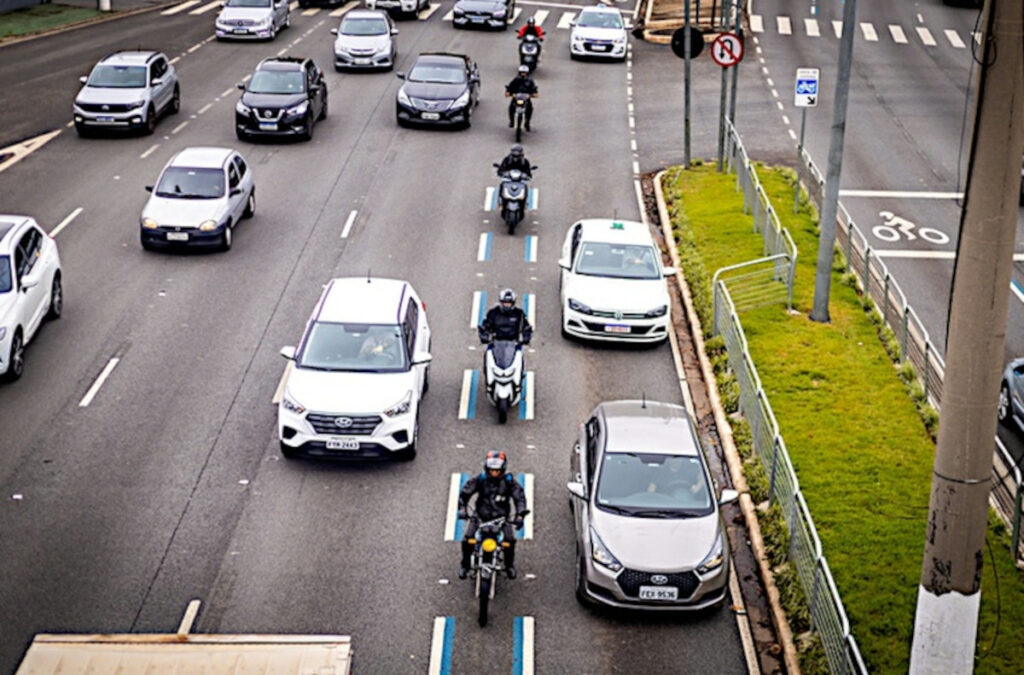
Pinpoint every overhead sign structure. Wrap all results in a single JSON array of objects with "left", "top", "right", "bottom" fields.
[
  {"left": 794, "top": 68, "right": 820, "bottom": 107},
  {"left": 710, "top": 32, "right": 744, "bottom": 68}
]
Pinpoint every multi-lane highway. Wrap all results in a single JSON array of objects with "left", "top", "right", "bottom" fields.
[{"left": 0, "top": 2, "right": 754, "bottom": 672}]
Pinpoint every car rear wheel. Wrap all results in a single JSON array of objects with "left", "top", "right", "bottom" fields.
[
  {"left": 243, "top": 189, "right": 256, "bottom": 218},
  {"left": 318, "top": 95, "right": 328, "bottom": 120},
  {"left": 169, "top": 85, "right": 181, "bottom": 115},
  {"left": 998, "top": 384, "right": 1013, "bottom": 426},
  {"left": 46, "top": 274, "right": 63, "bottom": 320},
  {"left": 5, "top": 330, "right": 24, "bottom": 382}
]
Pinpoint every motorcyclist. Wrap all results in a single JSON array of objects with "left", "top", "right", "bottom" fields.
[
  {"left": 496, "top": 144, "right": 534, "bottom": 179},
  {"left": 516, "top": 16, "right": 545, "bottom": 40},
  {"left": 505, "top": 66, "right": 538, "bottom": 131},
  {"left": 458, "top": 451, "right": 528, "bottom": 580},
  {"left": 478, "top": 288, "right": 533, "bottom": 345}
]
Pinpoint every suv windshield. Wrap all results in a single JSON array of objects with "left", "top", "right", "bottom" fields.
[
  {"left": 575, "top": 242, "right": 660, "bottom": 279},
  {"left": 408, "top": 63, "right": 464, "bottom": 84},
  {"left": 596, "top": 453, "right": 713, "bottom": 516},
  {"left": 577, "top": 11, "right": 622, "bottom": 28},
  {"left": 248, "top": 69, "right": 305, "bottom": 94},
  {"left": 0, "top": 256, "right": 11, "bottom": 293},
  {"left": 87, "top": 65, "right": 148, "bottom": 88},
  {"left": 155, "top": 167, "right": 225, "bottom": 199},
  {"left": 299, "top": 323, "right": 408, "bottom": 372},
  {"left": 226, "top": 0, "right": 271, "bottom": 6},
  {"left": 342, "top": 17, "right": 388, "bottom": 35}
]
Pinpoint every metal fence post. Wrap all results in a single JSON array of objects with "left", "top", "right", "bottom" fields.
[
  {"left": 769, "top": 433, "right": 780, "bottom": 506},
  {"left": 810, "top": 561, "right": 822, "bottom": 633},
  {"left": 882, "top": 273, "right": 890, "bottom": 323},
  {"left": 844, "top": 219, "right": 853, "bottom": 266},
  {"left": 924, "top": 342, "right": 931, "bottom": 402},
  {"left": 901, "top": 306, "right": 909, "bottom": 363},
  {"left": 863, "top": 246, "right": 871, "bottom": 291}
]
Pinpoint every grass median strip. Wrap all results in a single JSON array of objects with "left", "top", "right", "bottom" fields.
[
  {"left": 0, "top": 3, "right": 105, "bottom": 40},
  {"left": 663, "top": 162, "right": 1024, "bottom": 674}
]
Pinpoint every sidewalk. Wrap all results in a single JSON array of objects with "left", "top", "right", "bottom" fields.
[{"left": 635, "top": 0, "right": 733, "bottom": 44}]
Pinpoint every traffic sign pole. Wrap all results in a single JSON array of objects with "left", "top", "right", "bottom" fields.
[
  {"left": 712, "top": 27, "right": 744, "bottom": 171},
  {"left": 795, "top": 107, "right": 806, "bottom": 213}
]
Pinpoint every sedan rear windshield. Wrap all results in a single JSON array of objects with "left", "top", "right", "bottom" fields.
[
  {"left": 247, "top": 70, "right": 305, "bottom": 94},
  {"left": 155, "top": 167, "right": 225, "bottom": 199},
  {"left": 0, "top": 256, "right": 11, "bottom": 293},
  {"left": 408, "top": 64, "right": 465, "bottom": 84},
  {"left": 342, "top": 17, "right": 388, "bottom": 34},
  {"left": 577, "top": 11, "right": 622, "bottom": 28},
  {"left": 575, "top": 243, "right": 660, "bottom": 279},
  {"left": 226, "top": 0, "right": 271, "bottom": 6},
  {"left": 596, "top": 453, "right": 713, "bottom": 516},
  {"left": 87, "top": 65, "right": 148, "bottom": 88},
  {"left": 299, "top": 323, "right": 408, "bottom": 372}
]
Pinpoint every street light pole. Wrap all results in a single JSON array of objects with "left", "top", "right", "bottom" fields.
[{"left": 683, "top": 0, "right": 691, "bottom": 167}]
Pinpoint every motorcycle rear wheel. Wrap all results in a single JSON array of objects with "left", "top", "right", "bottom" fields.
[{"left": 478, "top": 577, "right": 491, "bottom": 626}]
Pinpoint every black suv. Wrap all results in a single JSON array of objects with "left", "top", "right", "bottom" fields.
[{"left": 235, "top": 57, "right": 327, "bottom": 141}]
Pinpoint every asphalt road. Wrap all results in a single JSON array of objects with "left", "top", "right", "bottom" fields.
[{"left": 0, "top": 3, "right": 749, "bottom": 673}]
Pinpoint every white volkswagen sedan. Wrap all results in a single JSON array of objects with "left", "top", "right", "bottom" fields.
[
  {"left": 559, "top": 219, "right": 675, "bottom": 343},
  {"left": 277, "top": 277, "right": 431, "bottom": 461}
]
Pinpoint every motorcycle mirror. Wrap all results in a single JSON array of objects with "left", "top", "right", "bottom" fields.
[
  {"left": 518, "top": 509, "right": 531, "bottom": 518},
  {"left": 279, "top": 345, "right": 297, "bottom": 360},
  {"left": 663, "top": 266, "right": 679, "bottom": 277},
  {"left": 719, "top": 489, "right": 739, "bottom": 505},
  {"left": 493, "top": 162, "right": 501, "bottom": 168},
  {"left": 531, "top": 165, "right": 538, "bottom": 170},
  {"left": 566, "top": 482, "right": 586, "bottom": 500}
]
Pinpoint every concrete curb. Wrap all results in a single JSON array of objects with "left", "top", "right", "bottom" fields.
[
  {"left": 654, "top": 168, "right": 801, "bottom": 675},
  {"left": 0, "top": 1, "right": 180, "bottom": 49}
]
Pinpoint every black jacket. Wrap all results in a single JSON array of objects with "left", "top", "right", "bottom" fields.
[
  {"left": 459, "top": 472, "right": 527, "bottom": 522},
  {"left": 497, "top": 154, "right": 533, "bottom": 177},
  {"left": 479, "top": 306, "right": 533, "bottom": 343},
  {"left": 506, "top": 76, "right": 538, "bottom": 96}
]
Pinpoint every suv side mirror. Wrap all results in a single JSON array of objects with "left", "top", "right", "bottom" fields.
[
  {"left": 237, "top": 82, "right": 246, "bottom": 90},
  {"left": 79, "top": 75, "right": 88, "bottom": 85},
  {"left": 145, "top": 185, "right": 154, "bottom": 192},
  {"left": 567, "top": 481, "right": 587, "bottom": 500},
  {"left": 391, "top": 28, "right": 399, "bottom": 35},
  {"left": 663, "top": 266, "right": 678, "bottom": 277},
  {"left": 531, "top": 165, "right": 538, "bottom": 170},
  {"left": 558, "top": 257, "right": 571, "bottom": 270},
  {"left": 719, "top": 489, "right": 739, "bottom": 505},
  {"left": 395, "top": 71, "right": 406, "bottom": 79},
  {"left": 330, "top": 28, "right": 338, "bottom": 34},
  {"left": 280, "top": 345, "right": 297, "bottom": 360},
  {"left": 412, "top": 352, "right": 432, "bottom": 365}
]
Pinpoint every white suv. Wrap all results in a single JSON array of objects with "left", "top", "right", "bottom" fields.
[
  {"left": 569, "top": 4, "right": 628, "bottom": 61},
  {"left": 278, "top": 277, "right": 432, "bottom": 460},
  {"left": 0, "top": 216, "right": 63, "bottom": 382},
  {"left": 73, "top": 50, "right": 180, "bottom": 136}
]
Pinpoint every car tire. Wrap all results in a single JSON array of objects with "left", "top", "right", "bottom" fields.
[
  {"left": 318, "top": 95, "right": 328, "bottom": 121},
  {"left": 46, "top": 273, "right": 63, "bottom": 320},
  {"left": 220, "top": 222, "right": 233, "bottom": 252},
  {"left": 169, "top": 85, "right": 181, "bottom": 115},
  {"left": 269, "top": 23, "right": 277, "bottom": 40},
  {"left": 284, "top": 11, "right": 291, "bottom": 27},
  {"left": 998, "top": 383, "right": 1013, "bottom": 427},
  {"left": 303, "top": 117, "right": 314, "bottom": 141},
  {"left": 4, "top": 329, "right": 25, "bottom": 382},
  {"left": 144, "top": 105, "right": 157, "bottom": 135},
  {"left": 422, "top": 364, "right": 430, "bottom": 394},
  {"left": 574, "top": 549, "right": 592, "bottom": 607},
  {"left": 279, "top": 440, "right": 300, "bottom": 459},
  {"left": 236, "top": 129, "right": 249, "bottom": 142},
  {"left": 243, "top": 189, "right": 256, "bottom": 218},
  {"left": 74, "top": 123, "right": 92, "bottom": 138},
  {"left": 399, "top": 419, "right": 418, "bottom": 461}
]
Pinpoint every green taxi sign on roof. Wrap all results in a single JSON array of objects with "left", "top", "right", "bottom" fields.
[{"left": 611, "top": 222, "right": 625, "bottom": 230}]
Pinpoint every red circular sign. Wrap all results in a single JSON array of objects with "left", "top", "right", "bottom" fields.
[{"left": 711, "top": 32, "right": 744, "bottom": 67}]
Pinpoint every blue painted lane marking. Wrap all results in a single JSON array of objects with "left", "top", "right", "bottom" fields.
[
  {"left": 524, "top": 235, "right": 537, "bottom": 262},
  {"left": 478, "top": 232, "right": 493, "bottom": 261},
  {"left": 527, "top": 188, "right": 538, "bottom": 211},
  {"left": 428, "top": 616, "right": 455, "bottom": 675},
  {"left": 512, "top": 616, "right": 535, "bottom": 675}
]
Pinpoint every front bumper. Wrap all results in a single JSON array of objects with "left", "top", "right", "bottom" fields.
[
  {"left": 581, "top": 555, "right": 730, "bottom": 611},
  {"left": 278, "top": 406, "right": 416, "bottom": 459},
  {"left": 570, "top": 40, "right": 627, "bottom": 59},
  {"left": 453, "top": 13, "right": 506, "bottom": 28},
  {"left": 216, "top": 24, "right": 276, "bottom": 39},
  {"left": 141, "top": 224, "right": 227, "bottom": 248},
  {"left": 73, "top": 105, "right": 149, "bottom": 130},
  {"left": 396, "top": 101, "right": 470, "bottom": 127},
  {"left": 562, "top": 304, "right": 669, "bottom": 343},
  {"left": 236, "top": 110, "right": 309, "bottom": 137},
  {"left": 366, "top": 0, "right": 419, "bottom": 11},
  {"left": 335, "top": 50, "right": 394, "bottom": 70}
]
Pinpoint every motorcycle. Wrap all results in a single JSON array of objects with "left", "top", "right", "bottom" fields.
[
  {"left": 462, "top": 510, "right": 529, "bottom": 627},
  {"left": 491, "top": 163, "right": 535, "bottom": 235},
  {"left": 482, "top": 337, "right": 524, "bottom": 423},
  {"left": 510, "top": 92, "right": 531, "bottom": 142},
  {"left": 519, "top": 34, "right": 542, "bottom": 73}
]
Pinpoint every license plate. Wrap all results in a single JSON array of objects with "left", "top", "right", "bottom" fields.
[
  {"left": 96, "top": 116, "right": 115, "bottom": 123},
  {"left": 591, "top": 44, "right": 609, "bottom": 51},
  {"left": 421, "top": 112, "right": 440, "bottom": 120},
  {"left": 233, "top": 28, "right": 249, "bottom": 33},
  {"left": 326, "top": 437, "right": 360, "bottom": 450},
  {"left": 639, "top": 586, "right": 678, "bottom": 601},
  {"left": 355, "top": 58, "right": 371, "bottom": 65},
  {"left": 166, "top": 232, "right": 189, "bottom": 242},
  {"left": 258, "top": 121, "right": 277, "bottom": 130},
  {"left": 604, "top": 324, "right": 631, "bottom": 334},
  {"left": 471, "top": 16, "right": 484, "bottom": 22}
]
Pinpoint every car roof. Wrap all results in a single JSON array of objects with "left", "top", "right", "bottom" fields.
[
  {"left": 258, "top": 57, "right": 307, "bottom": 71},
  {"left": 316, "top": 277, "right": 413, "bottom": 324},
  {"left": 579, "top": 3, "right": 622, "bottom": 14},
  {"left": 344, "top": 9, "right": 388, "bottom": 19},
  {"left": 577, "top": 218, "right": 654, "bottom": 245},
  {"left": 0, "top": 216, "right": 33, "bottom": 249},
  {"left": 99, "top": 51, "right": 158, "bottom": 66},
  {"left": 599, "top": 400, "right": 699, "bottom": 456},
  {"left": 168, "top": 147, "right": 233, "bottom": 169},
  {"left": 416, "top": 53, "right": 468, "bottom": 66}
]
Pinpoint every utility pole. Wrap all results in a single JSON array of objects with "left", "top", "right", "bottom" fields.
[
  {"left": 808, "top": 0, "right": 857, "bottom": 322},
  {"left": 683, "top": 0, "right": 692, "bottom": 167},
  {"left": 910, "top": 0, "right": 1024, "bottom": 671}
]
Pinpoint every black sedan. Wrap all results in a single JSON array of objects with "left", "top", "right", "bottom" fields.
[
  {"left": 395, "top": 52, "right": 480, "bottom": 129},
  {"left": 235, "top": 57, "right": 327, "bottom": 141}
]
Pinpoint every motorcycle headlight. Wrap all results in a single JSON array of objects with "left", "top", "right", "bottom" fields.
[
  {"left": 141, "top": 217, "right": 159, "bottom": 229},
  {"left": 590, "top": 528, "right": 622, "bottom": 572},
  {"left": 397, "top": 88, "right": 412, "bottom": 106},
  {"left": 281, "top": 395, "right": 305, "bottom": 415},
  {"left": 198, "top": 219, "right": 219, "bottom": 232},
  {"left": 568, "top": 298, "right": 593, "bottom": 315},
  {"left": 644, "top": 305, "right": 668, "bottom": 318},
  {"left": 235, "top": 100, "right": 251, "bottom": 115},
  {"left": 286, "top": 101, "right": 308, "bottom": 116},
  {"left": 697, "top": 533, "right": 725, "bottom": 575},
  {"left": 384, "top": 390, "right": 413, "bottom": 417},
  {"left": 451, "top": 90, "right": 470, "bottom": 109}
]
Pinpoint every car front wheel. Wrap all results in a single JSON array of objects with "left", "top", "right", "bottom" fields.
[
  {"left": 46, "top": 274, "right": 63, "bottom": 320},
  {"left": 998, "top": 383, "right": 1013, "bottom": 426},
  {"left": 5, "top": 330, "right": 24, "bottom": 382}
]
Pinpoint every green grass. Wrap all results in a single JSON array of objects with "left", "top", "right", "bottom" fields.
[
  {"left": 0, "top": 4, "right": 105, "bottom": 40},
  {"left": 664, "top": 164, "right": 1024, "bottom": 674}
]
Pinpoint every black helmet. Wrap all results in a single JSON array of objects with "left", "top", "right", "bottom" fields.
[
  {"left": 484, "top": 450, "right": 508, "bottom": 477},
  {"left": 518, "top": 65, "right": 530, "bottom": 75},
  {"left": 527, "top": 16, "right": 535, "bottom": 25},
  {"left": 498, "top": 288, "right": 517, "bottom": 309},
  {"left": 510, "top": 144, "right": 524, "bottom": 158}
]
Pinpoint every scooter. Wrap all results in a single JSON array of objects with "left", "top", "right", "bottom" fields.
[
  {"left": 519, "top": 34, "right": 542, "bottom": 73},
  {"left": 483, "top": 337, "right": 524, "bottom": 423},
  {"left": 492, "top": 164, "right": 535, "bottom": 235}
]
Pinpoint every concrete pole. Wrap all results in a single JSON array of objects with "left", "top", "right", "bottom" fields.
[
  {"left": 727, "top": 1, "right": 740, "bottom": 126},
  {"left": 910, "top": 0, "right": 1024, "bottom": 671},
  {"left": 683, "top": 0, "right": 691, "bottom": 167},
  {"left": 715, "top": 0, "right": 728, "bottom": 171},
  {"left": 808, "top": 0, "right": 857, "bottom": 322}
]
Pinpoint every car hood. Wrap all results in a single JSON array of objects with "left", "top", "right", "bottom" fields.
[
  {"left": 592, "top": 508, "right": 720, "bottom": 571},
  {"left": 75, "top": 86, "right": 147, "bottom": 105},
  {"left": 335, "top": 34, "right": 390, "bottom": 51},
  {"left": 454, "top": 0, "right": 505, "bottom": 11},
  {"left": 401, "top": 80, "right": 466, "bottom": 101},
  {"left": 284, "top": 367, "right": 415, "bottom": 414},
  {"left": 218, "top": 6, "right": 272, "bottom": 20},
  {"left": 240, "top": 91, "right": 307, "bottom": 109},
  {"left": 564, "top": 274, "right": 668, "bottom": 314},
  {"left": 572, "top": 26, "right": 625, "bottom": 41},
  {"left": 142, "top": 195, "right": 228, "bottom": 228}
]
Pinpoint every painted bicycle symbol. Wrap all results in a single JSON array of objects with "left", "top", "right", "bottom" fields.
[{"left": 872, "top": 211, "right": 950, "bottom": 245}]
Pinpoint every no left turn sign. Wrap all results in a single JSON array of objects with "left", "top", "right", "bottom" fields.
[{"left": 711, "top": 32, "right": 744, "bottom": 67}]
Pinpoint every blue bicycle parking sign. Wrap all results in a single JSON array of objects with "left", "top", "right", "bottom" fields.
[{"left": 794, "top": 68, "right": 820, "bottom": 107}]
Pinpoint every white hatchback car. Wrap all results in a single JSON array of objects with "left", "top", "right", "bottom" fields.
[
  {"left": 559, "top": 219, "right": 675, "bottom": 343},
  {"left": 569, "top": 4, "right": 628, "bottom": 61},
  {"left": 278, "top": 277, "right": 432, "bottom": 460},
  {"left": 0, "top": 216, "right": 63, "bottom": 382}
]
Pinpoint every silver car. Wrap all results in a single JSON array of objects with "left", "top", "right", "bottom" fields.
[
  {"left": 216, "top": 0, "right": 290, "bottom": 40},
  {"left": 568, "top": 400, "right": 738, "bottom": 611},
  {"left": 73, "top": 50, "right": 179, "bottom": 136},
  {"left": 140, "top": 147, "right": 255, "bottom": 252},
  {"left": 330, "top": 10, "right": 397, "bottom": 71},
  {"left": 998, "top": 359, "right": 1024, "bottom": 432}
]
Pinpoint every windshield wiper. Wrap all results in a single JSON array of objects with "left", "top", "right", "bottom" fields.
[
  {"left": 631, "top": 509, "right": 702, "bottom": 518},
  {"left": 598, "top": 504, "right": 634, "bottom": 515}
]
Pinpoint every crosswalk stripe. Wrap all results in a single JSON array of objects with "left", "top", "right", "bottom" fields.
[
  {"left": 442, "top": 8, "right": 453, "bottom": 20},
  {"left": 161, "top": 0, "right": 199, "bottom": 15},
  {"left": 831, "top": 20, "right": 842, "bottom": 38},
  {"left": 749, "top": 14, "right": 763, "bottom": 33},
  {"left": 803, "top": 18, "right": 819, "bottom": 37},
  {"left": 776, "top": 16, "right": 791, "bottom": 35},
  {"left": 532, "top": 8, "right": 548, "bottom": 25},
  {"left": 328, "top": 0, "right": 358, "bottom": 15},
  {"left": 188, "top": 0, "right": 221, "bottom": 15},
  {"left": 419, "top": 2, "right": 440, "bottom": 19},
  {"left": 916, "top": 26, "right": 936, "bottom": 46},
  {"left": 557, "top": 10, "right": 574, "bottom": 28},
  {"left": 889, "top": 24, "right": 908, "bottom": 44},
  {"left": 301, "top": 7, "right": 319, "bottom": 14},
  {"left": 944, "top": 29, "right": 965, "bottom": 48},
  {"left": 512, "top": 7, "right": 522, "bottom": 21},
  {"left": 860, "top": 22, "right": 878, "bottom": 41}
]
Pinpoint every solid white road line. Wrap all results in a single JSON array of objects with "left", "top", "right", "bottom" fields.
[
  {"left": 525, "top": 293, "right": 536, "bottom": 328},
  {"left": 781, "top": 114, "right": 789, "bottom": 125},
  {"left": 50, "top": 207, "right": 83, "bottom": 238},
  {"left": 484, "top": 186, "right": 495, "bottom": 211},
  {"left": 189, "top": 0, "right": 221, "bottom": 14},
  {"left": 477, "top": 233, "right": 490, "bottom": 261},
  {"left": 458, "top": 370, "right": 475, "bottom": 419},
  {"left": 419, "top": 2, "right": 440, "bottom": 19},
  {"left": 916, "top": 26, "right": 936, "bottom": 46},
  {"left": 557, "top": 10, "right": 574, "bottom": 29},
  {"left": 522, "top": 473, "right": 534, "bottom": 538},
  {"left": 162, "top": 0, "right": 199, "bottom": 14},
  {"left": 519, "top": 616, "right": 535, "bottom": 675},
  {"left": 787, "top": 129, "right": 797, "bottom": 141},
  {"left": 532, "top": 8, "right": 549, "bottom": 25},
  {"left": 341, "top": 209, "right": 357, "bottom": 238},
  {"left": 860, "top": 22, "right": 878, "bottom": 41},
  {"left": 272, "top": 361, "right": 293, "bottom": 404},
  {"left": 945, "top": 29, "right": 965, "bottom": 48},
  {"left": 803, "top": 18, "right": 819, "bottom": 37},
  {"left": 749, "top": 14, "right": 762, "bottom": 32},
  {"left": 889, "top": 25, "right": 908, "bottom": 44},
  {"left": 139, "top": 144, "right": 160, "bottom": 159},
  {"left": 873, "top": 250, "right": 954, "bottom": 259},
  {"left": 444, "top": 473, "right": 461, "bottom": 540},
  {"left": 470, "top": 291, "right": 484, "bottom": 328},
  {"left": 838, "top": 189, "right": 963, "bottom": 199},
  {"left": 428, "top": 618, "right": 453, "bottom": 675},
  {"left": 301, "top": 7, "right": 319, "bottom": 14},
  {"left": 523, "top": 371, "right": 535, "bottom": 421},
  {"left": 79, "top": 358, "right": 120, "bottom": 408},
  {"left": 832, "top": 20, "right": 842, "bottom": 38},
  {"left": 776, "top": 16, "right": 791, "bottom": 35}
]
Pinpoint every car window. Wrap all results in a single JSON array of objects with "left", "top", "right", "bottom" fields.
[
  {"left": 155, "top": 167, "right": 225, "bottom": 199},
  {"left": 16, "top": 228, "right": 42, "bottom": 279},
  {"left": 233, "top": 155, "right": 248, "bottom": 177},
  {"left": 575, "top": 242, "right": 660, "bottom": 280},
  {"left": 596, "top": 453, "right": 713, "bottom": 515},
  {"left": 341, "top": 17, "right": 388, "bottom": 35},
  {"left": 151, "top": 58, "right": 166, "bottom": 79},
  {"left": 0, "top": 256, "right": 12, "bottom": 293},
  {"left": 228, "top": 165, "right": 240, "bottom": 189},
  {"left": 577, "top": 10, "right": 622, "bottom": 28},
  {"left": 87, "top": 65, "right": 147, "bottom": 88},
  {"left": 226, "top": 0, "right": 272, "bottom": 6},
  {"left": 407, "top": 63, "right": 465, "bottom": 84},
  {"left": 404, "top": 299, "right": 419, "bottom": 355},
  {"left": 299, "top": 322, "right": 409, "bottom": 372},
  {"left": 570, "top": 223, "right": 582, "bottom": 261},
  {"left": 585, "top": 417, "right": 600, "bottom": 487},
  {"left": 248, "top": 70, "right": 304, "bottom": 94}
]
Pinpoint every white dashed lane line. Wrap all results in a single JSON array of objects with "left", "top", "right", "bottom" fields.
[
  {"left": 221, "top": 86, "right": 235, "bottom": 97},
  {"left": 427, "top": 617, "right": 454, "bottom": 675},
  {"left": 79, "top": 357, "right": 120, "bottom": 408},
  {"left": 470, "top": 291, "right": 487, "bottom": 328},
  {"left": 49, "top": 207, "right": 83, "bottom": 238},
  {"left": 140, "top": 144, "right": 160, "bottom": 159},
  {"left": 341, "top": 209, "right": 357, "bottom": 238},
  {"left": 301, "top": 7, "right": 320, "bottom": 14},
  {"left": 161, "top": 0, "right": 199, "bottom": 14},
  {"left": 860, "top": 22, "right": 878, "bottom": 41},
  {"left": 198, "top": 102, "right": 213, "bottom": 114},
  {"left": 889, "top": 24, "right": 908, "bottom": 44},
  {"left": 189, "top": 0, "right": 221, "bottom": 14},
  {"left": 916, "top": 26, "right": 936, "bottom": 46},
  {"left": 187, "top": 43, "right": 203, "bottom": 53},
  {"left": 171, "top": 121, "right": 189, "bottom": 134}
]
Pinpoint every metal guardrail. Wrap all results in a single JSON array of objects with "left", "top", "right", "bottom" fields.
[{"left": 992, "top": 437, "right": 1024, "bottom": 563}]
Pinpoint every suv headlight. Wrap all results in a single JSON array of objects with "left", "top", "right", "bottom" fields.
[
  {"left": 568, "top": 298, "right": 593, "bottom": 315},
  {"left": 451, "top": 90, "right": 470, "bottom": 109},
  {"left": 198, "top": 219, "right": 219, "bottom": 231},
  {"left": 286, "top": 101, "right": 308, "bottom": 116},
  {"left": 141, "top": 217, "right": 159, "bottom": 229},
  {"left": 590, "top": 528, "right": 623, "bottom": 572},
  {"left": 236, "top": 100, "right": 251, "bottom": 115},
  {"left": 129, "top": 100, "right": 146, "bottom": 109},
  {"left": 644, "top": 305, "right": 668, "bottom": 318},
  {"left": 397, "top": 89, "right": 412, "bottom": 106},
  {"left": 257, "top": 15, "right": 272, "bottom": 25},
  {"left": 384, "top": 391, "right": 413, "bottom": 417},
  {"left": 281, "top": 395, "right": 306, "bottom": 415},
  {"left": 696, "top": 533, "right": 725, "bottom": 575},
  {"left": 614, "top": 36, "right": 626, "bottom": 45}
]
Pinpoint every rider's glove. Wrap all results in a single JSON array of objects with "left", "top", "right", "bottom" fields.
[{"left": 512, "top": 518, "right": 524, "bottom": 529}]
